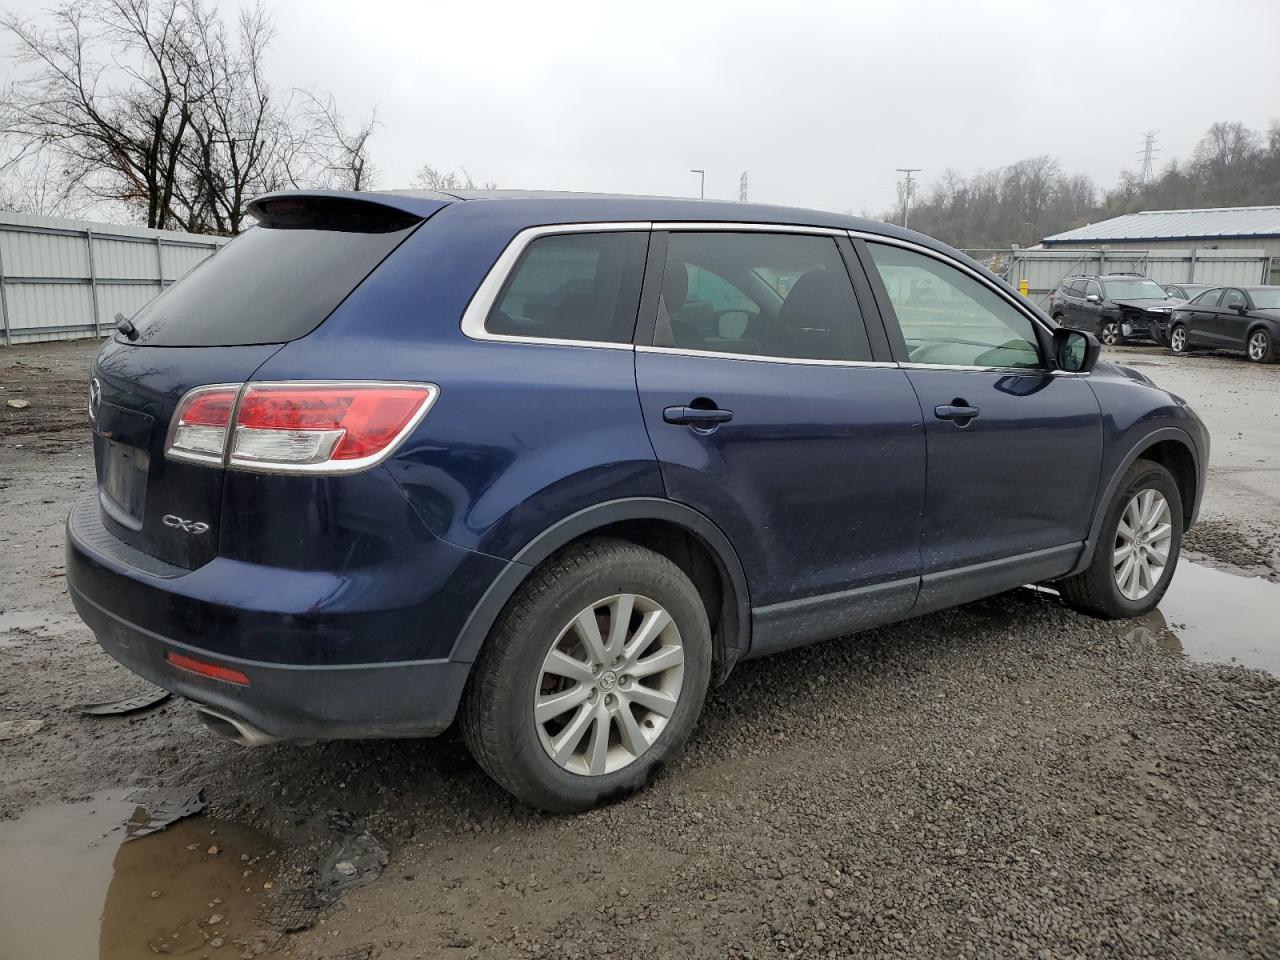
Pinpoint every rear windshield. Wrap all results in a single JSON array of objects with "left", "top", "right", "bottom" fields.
[
  {"left": 1102, "top": 278, "right": 1168, "bottom": 300},
  {"left": 127, "top": 199, "right": 420, "bottom": 347}
]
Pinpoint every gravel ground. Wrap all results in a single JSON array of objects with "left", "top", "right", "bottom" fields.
[{"left": 1, "top": 339, "right": 1278, "bottom": 960}]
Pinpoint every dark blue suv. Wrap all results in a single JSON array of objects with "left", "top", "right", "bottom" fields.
[{"left": 67, "top": 190, "right": 1209, "bottom": 811}]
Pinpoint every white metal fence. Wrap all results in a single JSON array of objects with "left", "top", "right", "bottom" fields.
[
  {"left": 0, "top": 211, "right": 229, "bottom": 346},
  {"left": 997, "top": 247, "right": 1272, "bottom": 311}
]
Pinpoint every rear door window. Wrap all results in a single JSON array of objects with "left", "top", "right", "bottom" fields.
[
  {"left": 1191, "top": 289, "right": 1222, "bottom": 307},
  {"left": 653, "top": 232, "right": 873, "bottom": 362},
  {"left": 129, "top": 198, "right": 421, "bottom": 347},
  {"left": 486, "top": 232, "right": 647, "bottom": 344}
]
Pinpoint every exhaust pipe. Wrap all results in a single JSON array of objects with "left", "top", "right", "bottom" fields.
[{"left": 194, "top": 705, "right": 281, "bottom": 747}]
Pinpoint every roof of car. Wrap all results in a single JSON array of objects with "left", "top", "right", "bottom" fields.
[
  {"left": 249, "top": 187, "right": 1005, "bottom": 283},
  {"left": 374, "top": 188, "right": 898, "bottom": 233}
]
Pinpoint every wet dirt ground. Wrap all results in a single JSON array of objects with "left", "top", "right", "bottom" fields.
[{"left": 1, "top": 339, "right": 1278, "bottom": 960}]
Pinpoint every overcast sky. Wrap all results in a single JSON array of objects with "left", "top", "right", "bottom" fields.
[{"left": 6, "top": 0, "right": 1280, "bottom": 214}]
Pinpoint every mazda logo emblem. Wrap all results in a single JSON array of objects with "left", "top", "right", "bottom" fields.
[
  {"left": 88, "top": 378, "right": 101, "bottom": 422},
  {"left": 163, "top": 514, "right": 210, "bottom": 535}
]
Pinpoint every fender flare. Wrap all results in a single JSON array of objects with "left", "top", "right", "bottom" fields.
[
  {"left": 1065, "top": 425, "right": 1201, "bottom": 577},
  {"left": 448, "top": 498, "right": 752, "bottom": 668}
]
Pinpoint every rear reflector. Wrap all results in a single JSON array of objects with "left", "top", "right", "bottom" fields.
[
  {"left": 165, "top": 381, "right": 438, "bottom": 474},
  {"left": 166, "top": 651, "right": 251, "bottom": 686}
]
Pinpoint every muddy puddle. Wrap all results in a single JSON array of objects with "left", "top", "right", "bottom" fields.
[
  {"left": 1145, "top": 559, "right": 1280, "bottom": 676},
  {"left": 0, "top": 792, "right": 279, "bottom": 959}
]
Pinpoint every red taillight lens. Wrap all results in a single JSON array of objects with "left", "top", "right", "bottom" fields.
[
  {"left": 166, "top": 385, "right": 239, "bottom": 464},
  {"left": 230, "top": 383, "right": 437, "bottom": 469},
  {"left": 165, "top": 381, "right": 437, "bottom": 473}
]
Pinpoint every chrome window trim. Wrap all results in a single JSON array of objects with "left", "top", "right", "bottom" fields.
[
  {"left": 654, "top": 221, "right": 845, "bottom": 236},
  {"left": 637, "top": 345, "right": 897, "bottom": 369},
  {"left": 459, "top": 221, "right": 651, "bottom": 349}
]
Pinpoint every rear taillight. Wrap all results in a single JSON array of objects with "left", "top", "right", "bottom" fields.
[
  {"left": 167, "top": 384, "right": 240, "bottom": 465},
  {"left": 165, "top": 381, "right": 438, "bottom": 473}
]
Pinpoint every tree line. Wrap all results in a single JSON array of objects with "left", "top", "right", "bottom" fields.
[{"left": 891, "top": 121, "right": 1280, "bottom": 250}]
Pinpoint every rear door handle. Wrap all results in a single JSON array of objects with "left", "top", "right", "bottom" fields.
[
  {"left": 663, "top": 405, "right": 734, "bottom": 426},
  {"left": 934, "top": 403, "right": 980, "bottom": 422}
]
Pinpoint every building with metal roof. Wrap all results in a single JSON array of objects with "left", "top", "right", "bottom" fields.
[{"left": 1042, "top": 206, "right": 1280, "bottom": 282}]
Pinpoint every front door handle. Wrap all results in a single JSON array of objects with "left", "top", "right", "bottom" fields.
[
  {"left": 934, "top": 402, "right": 980, "bottom": 423},
  {"left": 663, "top": 404, "right": 734, "bottom": 426}
]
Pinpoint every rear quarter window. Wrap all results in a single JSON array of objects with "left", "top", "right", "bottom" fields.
[{"left": 485, "top": 232, "right": 647, "bottom": 344}]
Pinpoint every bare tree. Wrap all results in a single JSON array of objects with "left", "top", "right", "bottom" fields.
[
  {"left": 413, "top": 163, "right": 496, "bottom": 191},
  {"left": 287, "top": 90, "right": 378, "bottom": 192},
  {"left": 0, "top": 0, "right": 378, "bottom": 234}
]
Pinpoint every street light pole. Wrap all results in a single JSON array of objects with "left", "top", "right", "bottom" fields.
[
  {"left": 896, "top": 167, "right": 921, "bottom": 228},
  {"left": 690, "top": 169, "right": 705, "bottom": 199}
]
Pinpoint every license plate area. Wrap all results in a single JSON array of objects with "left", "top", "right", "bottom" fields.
[{"left": 95, "top": 402, "right": 155, "bottom": 530}]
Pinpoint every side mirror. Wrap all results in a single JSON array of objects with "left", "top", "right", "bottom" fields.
[
  {"left": 1232, "top": 303, "right": 1249, "bottom": 314},
  {"left": 1085, "top": 294, "right": 1101, "bottom": 303},
  {"left": 1054, "top": 328, "right": 1100, "bottom": 373}
]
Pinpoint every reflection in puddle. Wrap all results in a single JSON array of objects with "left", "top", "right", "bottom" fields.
[
  {"left": 0, "top": 792, "right": 278, "bottom": 958},
  {"left": 1146, "top": 559, "right": 1280, "bottom": 676}
]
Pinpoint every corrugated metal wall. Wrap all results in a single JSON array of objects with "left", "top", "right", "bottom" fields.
[
  {"left": 1003, "top": 247, "right": 1272, "bottom": 310},
  {"left": 0, "top": 212, "right": 229, "bottom": 346}
]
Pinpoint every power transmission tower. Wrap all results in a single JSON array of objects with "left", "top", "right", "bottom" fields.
[
  {"left": 1137, "top": 131, "right": 1160, "bottom": 184},
  {"left": 896, "top": 168, "right": 921, "bottom": 228},
  {"left": 739, "top": 171, "right": 749, "bottom": 202}
]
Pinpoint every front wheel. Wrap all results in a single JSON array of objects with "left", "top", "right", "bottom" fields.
[
  {"left": 1247, "top": 328, "right": 1275, "bottom": 363},
  {"left": 1169, "top": 324, "right": 1190, "bottom": 356},
  {"left": 1058, "top": 460, "right": 1183, "bottom": 619},
  {"left": 461, "top": 538, "right": 712, "bottom": 812},
  {"left": 1099, "top": 321, "right": 1121, "bottom": 346}
]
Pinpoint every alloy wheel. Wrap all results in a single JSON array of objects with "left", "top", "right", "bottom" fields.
[
  {"left": 1101, "top": 322, "right": 1120, "bottom": 346},
  {"left": 534, "top": 594, "right": 685, "bottom": 776},
  {"left": 1113, "top": 489, "right": 1174, "bottom": 601},
  {"left": 1170, "top": 327, "right": 1186, "bottom": 353},
  {"left": 1248, "top": 331, "right": 1268, "bottom": 362}
]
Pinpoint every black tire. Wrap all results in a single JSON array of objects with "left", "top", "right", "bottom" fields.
[
  {"left": 1246, "top": 327, "right": 1275, "bottom": 364},
  {"left": 1169, "top": 323, "right": 1190, "bottom": 356},
  {"left": 1099, "top": 320, "right": 1121, "bottom": 346},
  {"left": 1058, "top": 460, "right": 1183, "bottom": 619},
  {"left": 461, "top": 537, "right": 712, "bottom": 813}
]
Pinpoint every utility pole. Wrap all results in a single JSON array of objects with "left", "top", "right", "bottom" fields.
[
  {"left": 739, "top": 171, "right": 749, "bottom": 202},
  {"left": 1137, "top": 131, "right": 1160, "bottom": 184},
  {"left": 690, "top": 169, "right": 705, "bottom": 199},
  {"left": 896, "top": 168, "right": 921, "bottom": 228}
]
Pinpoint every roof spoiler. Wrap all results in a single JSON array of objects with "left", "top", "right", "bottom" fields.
[{"left": 247, "top": 190, "right": 451, "bottom": 231}]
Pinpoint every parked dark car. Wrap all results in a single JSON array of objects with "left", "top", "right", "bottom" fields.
[
  {"left": 66, "top": 191, "right": 1208, "bottom": 811},
  {"left": 1168, "top": 285, "right": 1280, "bottom": 363},
  {"left": 1049, "top": 274, "right": 1176, "bottom": 344},
  {"left": 1162, "top": 282, "right": 1216, "bottom": 303}
]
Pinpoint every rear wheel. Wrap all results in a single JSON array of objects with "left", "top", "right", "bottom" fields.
[
  {"left": 461, "top": 538, "right": 712, "bottom": 812},
  {"left": 1059, "top": 460, "right": 1183, "bottom": 619},
  {"left": 1100, "top": 321, "right": 1121, "bottom": 346},
  {"left": 1247, "top": 328, "right": 1275, "bottom": 363},
  {"left": 1169, "top": 324, "right": 1189, "bottom": 356}
]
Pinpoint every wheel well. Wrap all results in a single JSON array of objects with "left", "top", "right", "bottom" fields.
[
  {"left": 1138, "top": 441, "right": 1197, "bottom": 526},
  {"left": 1246, "top": 322, "right": 1272, "bottom": 340},
  {"left": 564, "top": 519, "right": 742, "bottom": 677}
]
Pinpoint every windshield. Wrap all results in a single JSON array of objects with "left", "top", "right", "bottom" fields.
[
  {"left": 1248, "top": 288, "right": 1280, "bottom": 309},
  {"left": 1103, "top": 279, "right": 1169, "bottom": 300}
]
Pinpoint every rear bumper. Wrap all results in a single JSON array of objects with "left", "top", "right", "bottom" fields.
[
  {"left": 66, "top": 488, "right": 491, "bottom": 739},
  {"left": 70, "top": 583, "right": 470, "bottom": 739}
]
